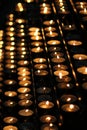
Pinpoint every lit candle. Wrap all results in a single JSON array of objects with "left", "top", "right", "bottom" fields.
[
  {"left": 4, "top": 91, "right": 17, "bottom": 97},
  {"left": 5, "top": 64, "right": 16, "bottom": 69},
  {"left": 15, "top": 18, "right": 27, "bottom": 24},
  {"left": 18, "top": 76, "right": 31, "bottom": 81},
  {"left": 19, "top": 80, "right": 31, "bottom": 87},
  {"left": 15, "top": 2, "right": 26, "bottom": 12},
  {"left": 31, "top": 35, "right": 42, "bottom": 40},
  {"left": 25, "top": 0, "right": 34, "bottom": 3},
  {"left": 44, "top": 27, "right": 56, "bottom": 32},
  {"left": 47, "top": 40, "right": 60, "bottom": 45},
  {"left": 57, "top": 83, "right": 73, "bottom": 89},
  {"left": 34, "top": 64, "right": 47, "bottom": 69},
  {"left": 40, "top": 7, "right": 51, "bottom": 14},
  {"left": 60, "top": 94, "right": 77, "bottom": 103},
  {"left": 73, "top": 54, "right": 87, "bottom": 60},
  {"left": 36, "top": 87, "right": 51, "bottom": 94},
  {"left": 3, "top": 125, "right": 18, "bottom": 130},
  {"left": 29, "top": 31, "right": 41, "bottom": 36},
  {"left": 77, "top": 66, "right": 87, "bottom": 74},
  {"left": 61, "top": 104, "right": 79, "bottom": 112},
  {"left": 53, "top": 64, "right": 68, "bottom": 70},
  {"left": 3, "top": 116, "right": 18, "bottom": 124},
  {"left": 18, "top": 71, "right": 30, "bottom": 76},
  {"left": 18, "top": 93, "right": 32, "bottom": 100},
  {"left": 31, "top": 47, "right": 43, "bottom": 53},
  {"left": 54, "top": 70, "right": 69, "bottom": 78},
  {"left": 41, "top": 123, "right": 58, "bottom": 130},
  {"left": 4, "top": 79, "right": 16, "bottom": 86},
  {"left": 38, "top": 101, "right": 54, "bottom": 109},
  {"left": 34, "top": 70, "right": 48, "bottom": 76},
  {"left": 40, "top": 114, "right": 56, "bottom": 123},
  {"left": 46, "top": 32, "right": 58, "bottom": 37},
  {"left": 51, "top": 57, "right": 65, "bottom": 63},
  {"left": 17, "top": 87, "right": 31, "bottom": 93},
  {"left": 33, "top": 58, "right": 46, "bottom": 63},
  {"left": 18, "top": 99, "right": 32, "bottom": 107},
  {"left": 79, "top": 8, "right": 87, "bottom": 14},
  {"left": 4, "top": 100, "right": 16, "bottom": 107},
  {"left": 68, "top": 40, "right": 82, "bottom": 46},
  {"left": 18, "top": 109, "right": 34, "bottom": 116},
  {"left": 18, "top": 60, "right": 29, "bottom": 66},
  {"left": 31, "top": 41, "right": 43, "bottom": 47},
  {"left": 51, "top": 52, "right": 63, "bottom": 57},
  {"left": 29, "top": 27, "right": 40, "bottom": 32}
]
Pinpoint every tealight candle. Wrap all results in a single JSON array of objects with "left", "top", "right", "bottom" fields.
[
  {"left": 79, "top": 8, "right": 87, "bottom": 15},
  {"left": 53, "top": 64, "right": 68, "bottom": 70},
  {"left": 19, "top": 80, "right": 31, "bottom": 87},
  {"left": 18, "top": 109, "right": 34, "bottom": 116},
  {"left": 29, "top": 31, "right": 41, "bottom": 36},
  {"left": 17, "top": 87, "right": 31, "bottom": 93},
  {"left": 18, "top": 71, "right": 30, "bottom": 76},
  {"left": 18, "top": 99, "right": 32, "bottom": 107},
  {"left": 31, "top": 42, "right": 43, "bottom": 47},
  {"left": 15, "top": 2, "right": 26, "bottom": 12},
  {"left": 48, "top": 47, "right": 61, "bottom": 52},
  {"left": 34, "top": 64, "right": 47, "bottom": 69},
  {"left": 60, "top": 94, "right": 77, "bottom": 103},
  {"left": 41, "top": 123, "right": 58, "bottom": 130},
  {"left": 15, "top": 18, "right": 27, "bottom": 24},
  {"left": 61, "top": 104, "right": 79, "bottom": 112},
  {"left": 40, "top": 8, "right": 51, "bottom": 14},
  {"left": 40, "top": 115, "right": 56, "bottom": 123},
  {"left": 51, "top": 57, "right": 65, "bottom": 63},
  {"left": 18, "top": 60, "right": 29, "bottom": 66},
  {"left": 68, "top": 40, "right": 82, "bottom": 46},
  {"left": 77, "top": 66, "right": 87, "bottom": 74},
  {"left": 33, "top": 58, "right": 46, "bottom": 63},
  {"left": 30, "top": 35, "right": 42, "bottom": 40},
  {"left": 43, "top": 20, "right": 55, "bottom": 26},
  {"left": 57, "top": 83, "right": 73, "bottom": 89},
  {"left": 4, "top": 79, "right": 16, "bottom": 86},
  {"left": 29, "top": 27, "right": 40, "bottom": 32},
  {"left": 5, "top": 46, "right": 16, "bottom": 51},
  {"left": 4, "top": 100, "right": 16, "bottom": 107},
  {"left": 31, "top": 47, "right": 43, "bottom": 53},
  {"left": 47, "top": 40, "right": 60, "bottom": 45},
  {"left": 24, "top": 0, "right": 34, "bottom": 3},
  {"left": 18, "top": 93, "right": 32, "bottom": 100},
  {"left": 18, "top": 76, "right": 31, "bottom": 81},
  {"left": 3, "top": 116, "right": 18, "bottom": 124},
  {"left": 51, "top": 52, "right": 63, "bottom": 57},
  {"left": 38, "top": 101, "right": 54, "bottom": 109},
  {"left": 54, "top": 70, "right": 69, "bottom": 78},
  {"left": 44, "top": 27, "right": 56, "bottom": 32},
  {"left": 34, "top": 70, "right": 48, "bottom": 76},
  {"left": 17, "top": 67, "right": 29, "bottom": 71},
  {"left": 73, "top": 54, "right": 87, "bottom": 60},
  {"left": 3, "top": 125, "right": 18, "bottom": 130},
  {"left": 4, "top": 91, "right": 17, "bottom": 97},
  {"left": 36, "top": 87, "right": 51, "bottom": 94},
  {"left": 5, "top": 64, "right": 16, "bottom": 69},
  {"left": 46, "top": 32, "right": 58, "bottom": 37}
]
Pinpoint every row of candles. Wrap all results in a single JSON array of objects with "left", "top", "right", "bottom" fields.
[{"left": 0, "top": 0, "right": 86, "bottom": 129}]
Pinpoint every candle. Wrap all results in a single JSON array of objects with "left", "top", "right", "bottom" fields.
[
  {"left": 40, "top": 115, "right": 56, "bottom": 123},
  {"left": 56, "top": 75, "right": 71, "bottom": 83},
  {"left": 46, "top": 32, "right": 58, "bottom": 37},
  {"left": 15, "top": 18, "right": 27, "bottom": 24},
  {"left": 57, "top": 83, "right": 73, "bottom": 89},
  {"left": 3, "top": 125, "right": 18, "bottom": 130},
  {"left": 43, "top": 20, "right": 55, "bottom": 26},
  {"left": 40, "top": 8, "right": 51, "bottom": 14},
  {"left": 4, "top": 100, "right": 16, "bottom": 107},
  {"left": 6, "top": 36, "right": 15, "bottom": 41},
  {"left": 19, "top": 80, "right": 31, "bottom": 87},
  {"left": 18, "top": 60, "right": 29, "bottom": 66},
  {"left": 44, "top": 27, "right": 56, "bottom": 32},
  {"left": 34, "top": 64, "right": 47, "bottom": 69},
  {"left": 61, "top": 104, "right": 79, "bottom": 112},
  {"left": 54, "top": 70, "right": 69, "bottom": 78},
  {"left": 36, "top": 87, "right": 51, "bottom": 94},
  {"left": 82, "top": 82, "right": 87, "bottom": 90},
  {"left": 25, "top": 0, "right": 34, "bottom": 3},
  {"left": 38, "top": 101, "right": 54, "bottom": 109},
  {"left": 18, "top": 76, "right": 31, "bottom": 81},
  {"left": 15, "top": 2, "right": 26, "bottom": 12},
  {"left": 29, "top": 31, "right": 41, "bottom": 36},
  {"left": 4, "top": 91, "right": 17, "bottom": 97},
  {"left": 5, "top": 64, "right": 16, "bottom": 69},
  {"left": 77, "top": 66, "right": 87, "bottom": 74},
  {"left": 3, "top": 116, "right": 18, "bottom": 124},
  {"left": 31, "top": 41, "right": 43, "bottom": 47},
  {"left": 33, "top": 58, "right": 46, "bottom": 63},
  {"left": 30, "top": 35, "right": 42, "bottom": 40},
  {"left": 60, "top": 94, "right": 77, "bottom": 103},
  {"left": 18, "top": 99, "right": 32, "bottom": 107},
  {"left": 29, "top": 27, "right": 40, "bottom": 32},
  {"left": 17, "top": 87, "right": 31, "bottom": 93},
  {"left": 47, "top": 40, "right": 60, "bottom": 45},
  {"left": 68, "top": 40, "right": 82, "bottom": 46},
  {"left": 79, "top": 8, "right": 87, "bottom": 15},
  {"left": 73, "top": 54, "right": 87, "bottom": 60},
  {"left": 53, "top": 64, "right": 68, "bottom": 70},
  {"left": 51, "top": 52, "right": 63, "bottom": 57},
  {"left": 5, "top": 46, "right": 16, "bottom": 51},
  {"left": 6, "top": 32, "right": 15, "bottom": 37},
  {"left": 51, "top": 57, "right": 65, "bottom": 63},
  {"left": 31, "top": 47, "right": 43, "bottom": 53},
  {"left": 17, "top": 67, "right": 29, "bottom": 71},
  {"left": 18, "top": 71, "right": 30, "bottom": 76},
  {"left": 6, "top": 27, "right": 15, "bottom": 31},
  {"left": 62, "top": 24, "right": 76, "bottom": 31},
  {"left": 34, "top": 70, "right": 48, "bottom": 76},
  {"left": 4, "top": 79, "right": 16, "bottom": 86},
  {"left": 41, "top": 123, "right": 58, "bottom": 130},
  {"left": 18, "top": 109, "right": 34, "bottom": 116},
  {"left": 18, "top": 93, "right": 32, "bottom": 100}
]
